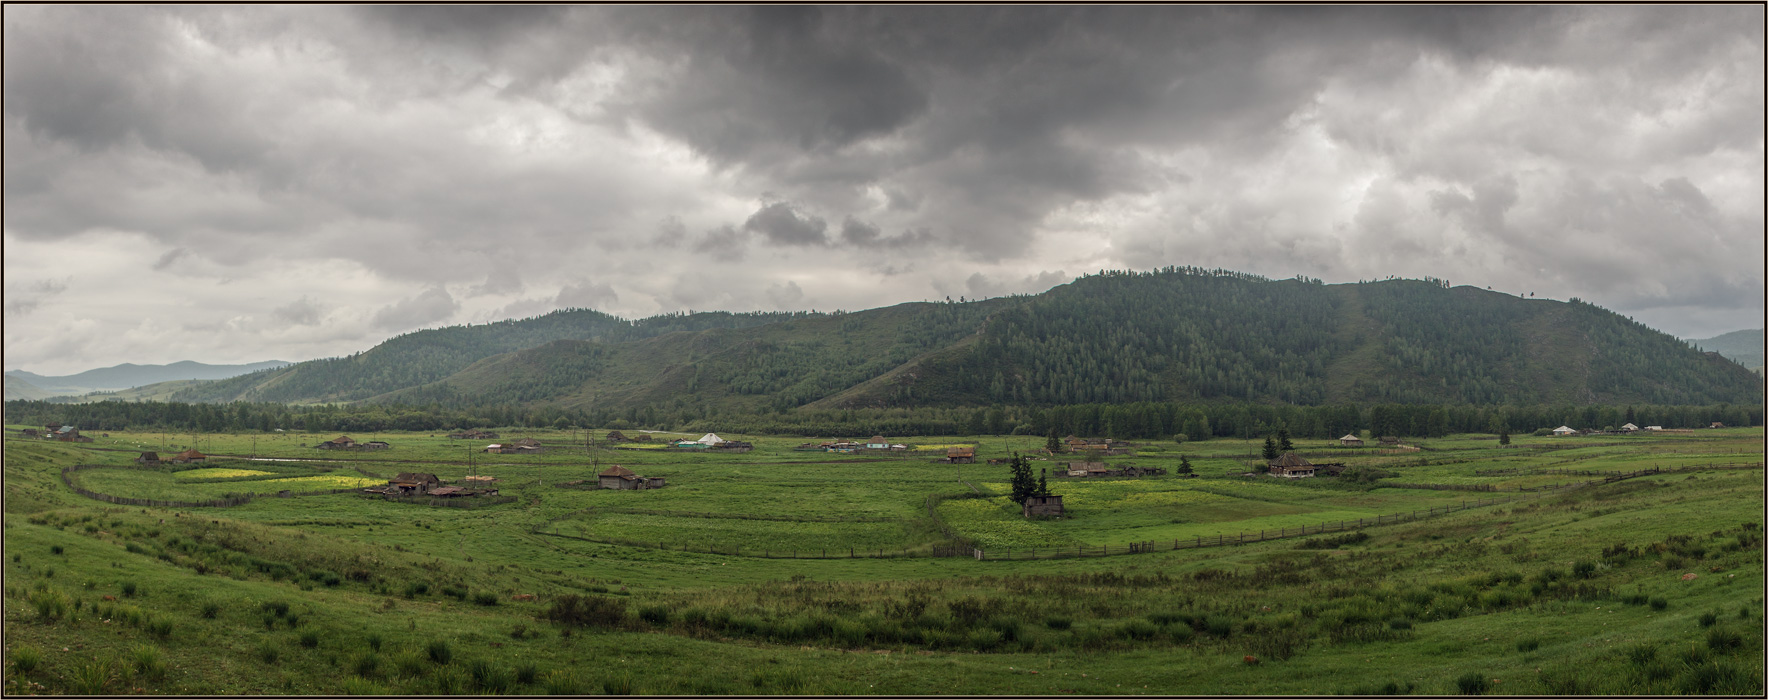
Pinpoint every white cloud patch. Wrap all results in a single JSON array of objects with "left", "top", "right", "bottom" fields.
[{"left": 371, "top": 286, "right": 461, "bottom": 332}]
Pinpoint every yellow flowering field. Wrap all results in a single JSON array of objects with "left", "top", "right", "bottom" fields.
[
  {"left": 171, "top": 468, "right": 277, "bottom": 480},
  {"left": 256, "top": 475, "right": 382, "bottom": 489},
  {"left": 937, "top": 498, "right": 1078, "bottom": 548}
]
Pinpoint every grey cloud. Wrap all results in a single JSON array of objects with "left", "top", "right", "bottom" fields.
[
  {"left": 271, "top": 296, "right": 325, "bottom": 327},
  {"left": 765, "top": 280, "right": 805, "bottom": 308},
  {"left": 555, "top": 281, "right": 618, "bottom": 310},
  {"left": 697, "top": 225, "right": 751, "bottom": 259},
  {"left": 839, "top": 218, "right": 934, "bottom": 249},
  {"left": 371, "top": 286, "right": 459, "bottom": 331},
  {"left": 152, "top": 248, "right": 190, "bottom": 271},
  {"left": 653, "top": 216, "right": 688, "bottom": 247},
  {"left": 962, "top": 270, "right": 1069, "bottom": 299},
  {"left": 2, "top": 278, "right": 70, "bottom": 317},
  {"left": 467, "top": 267, "right": 524, "bottom": 297},
  {"left": 743, "top": 202, "right": 829, "bottom": 246}
]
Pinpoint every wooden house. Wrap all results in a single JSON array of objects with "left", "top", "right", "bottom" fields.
[
  {"left": 605, "top": 430, "right": 629, "bottom": 443},
  {"left": 1378, "top": 436, "right": 1401, "bottom": 445},
  {"left": 169, "top": 449, "right": 207, "bottom": 464},
  {"left": 19, "top": 428, "right": 40, "bottom": 438},
  {"left": 510, "top": 437, "right": 543, "bottom": 448},
  {"left": 135, "top": 452, "right": 161, "bottom": 465},
  {"left": 1267, "top": 452, "right": 1315, "bottom": 478},
  {"left": 1710, "top": 422, "right": 1726, "bottom": 429},
  {"left": 54, "top": 425, "right": 93, "bottom": 443},
  {"left": 714, "top": 440, "right": 754, "bottom": 452},
  {"left": 945, "top": 446, "right": 976, "bottom": 464},
  {"left": 1620, "top": 423, "right": 1640, "bottom": 432},
  {"left": 865, "top": 435, "right": 890, "bottom": 450},
  {"left": 361, "top": 441, "right": 390, "bottom": 450},
  {"left": 1023, "top": 494, "right": 1064, "bottom": 518},
  {"left": 1067, "top": 461, "right": 1109, "bottom": 477},
  {"left": 387, "top": 472, "right": 441, "bottom": 494},
  {"left": 316, "top": 435, "right": 357, "bottom": 449},
  {"left": 1551, "top": 425, "right": 1576, "bottom": 436},
  {"left": 1338, "top": 433, "right": 1364, "bottom": 446},
  {"left": 598, "top": 465, "right": 665, "bottom": 490}
]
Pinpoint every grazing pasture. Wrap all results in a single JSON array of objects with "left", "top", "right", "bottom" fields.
[{"left": 3, "top": 426, "right": 1761, "bottom": 695}]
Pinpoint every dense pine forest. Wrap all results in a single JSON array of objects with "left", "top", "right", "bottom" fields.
[{"left": 22, "top": 269, "right": 1758, "bottom": 436}]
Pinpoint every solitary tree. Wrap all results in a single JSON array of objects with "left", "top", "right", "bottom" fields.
[
  {"left": 1045, "top": 430, "right": 1063, "bottom": 454},
  {"left": 1036, "top": 468, "right": 1051, "bottom": 497},
  {"left": 1262, "top": 435, "right": 1279, "bottom": 461},
  {"left": 1498, "top": 429, "right": 1510, "bottom": 446},
  {"left": 1008, "top": 452, "right": 1036, "bottom": 504},
  {"left": 1277, "top": 428, "right": 1293, "bottom": 453},
  {"left": 1177, "top": 455, "right": 1194, "bottom": 475}
]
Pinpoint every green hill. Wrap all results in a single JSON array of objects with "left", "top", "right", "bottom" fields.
[
  {"left": 167, "top": 268, "right": 1761, "bottom": 413},
  {"left": 3, "top": 374, "right": 51, "bottom": 401}
]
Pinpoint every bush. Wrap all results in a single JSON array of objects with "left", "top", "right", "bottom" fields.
[
  {"left": 515, "top": 662, "right": 539, "bottom": 686},
  {"left": 200, "top": 601, "right": 220, "bottom": 619},
  {"left": 426, "top": 640, "right": 452, "bottom": 665},
  {"left": 604, "top": 671, "right": 637, "bottom": 695},
  {"left": 9, "top": 645, "right": 43, "bottom": 674},
  {"left": 542, "top": 670, "right": 584, "bottom": 695},
  {"left": 69, "top": 659, "right": 115, "bottom": 695},
  {"left": 121, "top": 581, "right": 138, "bottom": 597},
  {"left": 1516, "top": 638, "right": 1539, "bottom": 652},
  {"left": 1649, "top": 597, "right": 1668, "bottom": 611},
  {"left": 1705, "top": 626, "right": 1743, "bottom": 652},
  {"left": 1388, "top": 617, "right": 1413, "bottom": 631},
  {"left": 471, "top": 591, "right": 498, "bottom": 606},
  {"left": 50, "top": 545, "right": 63, "bottom": 555},
  {"left": 352, "top": 652, "right": 380, "bottom": 678},
  {"left": 441, "top": 585, "right": 468, "bottom": 601},
  {"left": 1454, "top": 672, "right": 1489, "bottom": 695},
  {"left": 257, "top": 640, "right": 280, "bottom": 664},
  {"left": 262, "top": 600, "right": 290, "bottom": 617},
  {"left": 365, "top": 633, "right": 383, "bottom": 652},
  {"left": 403, "top": 582, "right": 429, "bottom": 598},
  {"left": 544, "top": 594, "right": 628, "bottom": 629},
  {"left": 1043, "top": 616, "right": 1072, "bottom": 631},
  {"left": 341, "top": 677, "right": 385, "bottom": 695},
  {"left": 1698, "top": 610, "right": 1719, "bottom": 627},
  {"left": 298, "top": 631, "right": 320, "bottom": 648},
  {"left": 132, "top": 645, "right": 167, "bottom": 682},
  {"left": 638, "top": 605, "right": 671, "bottom": 625}
]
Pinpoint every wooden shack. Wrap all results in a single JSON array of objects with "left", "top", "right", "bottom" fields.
[
  {"left": 598, "top": 465, "right": 664, "bottom": 490},
  {"left": 448, "top": 429, "right": 498, "bottom": 440},
  {"left": 1267, "top": 452, "right": 1315, "bottom": 478},
  {"left": 1023, "top": 494, "right": 1064, "bottom": 518},
  {"left": 316, "top": 435, "right": 357, "bottom": 449},
  {"left": 169, "top": 449, "right": 207, "bottom": 464},
  {"left": 135, "top": 452, "right": 161, "bottom": 465},
  {"left": 1338, "top": 433, "right": 1364, "bottom": 446},
  {"left": 945, "top": 446, "right": 976, "bottom": 464},
  {"left": 605, "top": 430, "right": 629, "bottom": 443}
]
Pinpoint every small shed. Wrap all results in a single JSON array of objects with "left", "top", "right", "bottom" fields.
[
  {"left": 1551, "top": 425, "right": 1576, "bottom": 436},
  {"left": 1338, "top": 433, "right": 1364, "bottom": 446},
  {"left": 606, "top": 430, "right": 628, "bottom": 443},
  {"left": 361, "top": 441, "right": 390, "bottom": 450},
  {"left": 1710, "top": 422, "right": 1725, "bottom": 429},
  {"left": 510, "top": 437, "right": 543, "bottom": 448},
  {"left": 136, "top": 452, "right": 161, "bottom": 465},
  {"left": 1267, "top": 452, "right": 1315, "bottom": 478},
  {"left": 1620, "top": 423, "right": 1640, "bottom": 432},
  {"left": 946, "top": 446, "right": 976, "bottom": 464},
  {"left": 1067, "top": 461, "right": 1108, "bottom": 477},
  {"left": 599, "top": 465, "right": 640, "bottom": 490},
  {"left": 170, "top": 449, "right": 207, "bottom": 464},
  {"left": 696, "top": 433, "right": 725, "bottom": 445},
  {"left": 632, "top": 433, "right": 653, "bottom": 442},
  {"left": 865, "top": 435, "right": 890, "bottom": 449},
  {"left": 317, "top": 435, "right": 356, "bottom": 449},
  {"left": 1023, "top": 494, "right": 1064, "bottom": 518}
]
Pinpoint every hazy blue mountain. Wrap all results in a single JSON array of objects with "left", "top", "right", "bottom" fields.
[
  {"left": 3, "top": 374, "right": 52, "bottom": 401},
  {"left": 5, "top": 360, "right": 290, "bottom": 395},
  {"left": 1689, "top": 329, "right": 1764, "bottom": 372}
]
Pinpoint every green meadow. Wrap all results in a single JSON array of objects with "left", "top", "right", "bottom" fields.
[{"left": 3, "top": 426, "right": 1762, "bottom": 694}]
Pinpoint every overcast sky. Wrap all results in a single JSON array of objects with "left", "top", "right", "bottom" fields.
[{"left": 5, "top": 5, "right": 1763, "bottom": 375}]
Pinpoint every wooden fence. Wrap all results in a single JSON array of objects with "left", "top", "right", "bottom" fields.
[
  {"left": 367, "top": 493, "right": 518, "bottom": 509},
  {"left": 1473, "top": 462, "right": 1763, "bottom": 477}
]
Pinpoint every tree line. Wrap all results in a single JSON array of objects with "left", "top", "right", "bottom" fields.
[{"left": 7, "top": 398, "right": 1756, "bottom": 439}]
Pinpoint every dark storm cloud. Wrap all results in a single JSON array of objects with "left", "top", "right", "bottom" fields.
[
  {"left": 743, "top": 202, "right": 829, "bottom": 247},
  {"left": 3, "top": 5, "right": 1761, "bottom": 372}
]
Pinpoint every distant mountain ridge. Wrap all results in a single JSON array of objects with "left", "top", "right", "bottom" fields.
[
  {"left": 5, "top": 360, "right": 290, "bottom": 396},
  {"left": 1690, "top": 329, "right": 1764, "bottom": 373},
  {"left": 162, "top": 269, "right": 1763, "bottom": 411}
]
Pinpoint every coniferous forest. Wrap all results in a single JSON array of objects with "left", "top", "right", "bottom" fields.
[{"left": 16, "top": 268, "right": 1759, "bottom": 435}]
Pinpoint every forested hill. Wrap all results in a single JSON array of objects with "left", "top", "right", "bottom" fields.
[
  {"left": 169, "top": 268, "right": 1762, "bottom": 411},
  {"left": 169, "top": 308, "right": 817, "bottom": 404}
]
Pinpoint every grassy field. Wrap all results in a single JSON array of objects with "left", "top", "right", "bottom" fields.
[{"left": 3, "top": 425, "right": 1762, "bottom": 695}]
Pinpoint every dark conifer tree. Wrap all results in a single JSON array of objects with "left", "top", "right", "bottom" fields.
[
  {"left": 1277, "top": 428, "right": 1293, "bottom": 453},
  {"left": 1008, "top": 453, "right": 1036, "bottom": 504},
  {"left": 1177, "top": 455, "right": 1194, "bottom": 475},
  {"left": 1262, "top": 435, "right": 1279, "bottom": 461}
]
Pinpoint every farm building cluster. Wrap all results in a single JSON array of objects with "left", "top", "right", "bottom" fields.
[
  {"left": 447, "top": 429, "right": 500, "bottom": 440},
  {"left": 597, "top": 465, "right": 666, "bottom": 490},
  {"left": 361, "top": 472, "right": 499, "bottom": 498},
  {"left": 484, "top": 437, "right": 545, "bottom": 454},
  {"left": 604, "top": 430, "right": 654, "bottom": 443},
  {"left": 1553, "top": 423, "right": 1701, "bottom": 436},
  {"left": 315, "top": 435, "right": 390, "bottom": 450},
  {"left": 135, "top": 449, "right": 206, "bottom": 465},
  {"left": 20, "top": 424, "right": 93, "bottom": 443},
  {"left": 1058, "top": 436, "right": 1133, "bottom": 455},
  {"left": 795, "top": 435, "right": 909, "bottom": 452},
  {"left": 1258, "top": 453, "right": 1347, "bottom": 479},
  {"left": 1061, "top": 462, "right": 1167, "bottom": 478},
  {"left": 667, "top": 433, "right": 753, "bottom": 452}
]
